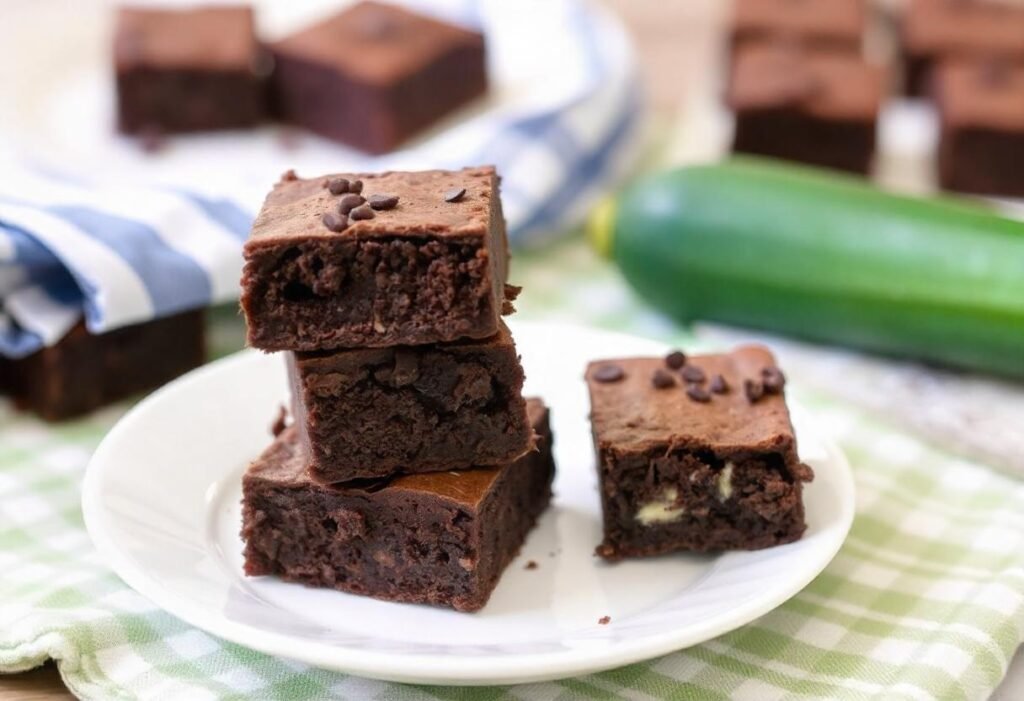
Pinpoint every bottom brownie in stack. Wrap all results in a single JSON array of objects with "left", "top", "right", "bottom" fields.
[{"left": 241, "top": 398, "right": 555, "bottom": 612}]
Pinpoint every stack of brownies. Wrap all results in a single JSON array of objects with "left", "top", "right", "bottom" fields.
[{"left": 236, "top": 165, "right": 554, "bottom": 612}]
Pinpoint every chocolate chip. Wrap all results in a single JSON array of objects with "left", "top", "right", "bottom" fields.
[
  {"left": 744, "top": 379, "right": 765, "bottom": 403},
  {"left": 368, "top": 193, "right": 399, "bottom": 210},
  {"left": 681, "top": 365, "right": 706, "bottom": 383},
  {"left": 651, "top": 369, "right": 676, "bottom": 389},
  {"left": 444, "top": 187, "right": 467, "bottom": 203},
  {"left": 525, "top": 560, "right": 538, "bottom": 570},
  {"left": 686, "top": 385, "right": 711, "bottom": 403},
  {"left": 709, "top": 374, "right": 729, "bottom": 394},
  {"left": 350, "top": 204, "right": 375, "bottom": 220},
  {"left": 598, "top": 616, "right": 611, "bottom": 625},
  {"left": 761, "top": 366, "right": 786, "bottom": 393},
  {"left": 665, "top": 350, "right": 686, "bottom": 369},
  {"left": 321, "top": 212, "right": 348, "bottom": 232},
  {"left": 593, "top": 364, "right": 625, "bottom": 383},
  {"left": 280, "top": 169, "right": 298, "bottom": 182},
  {"left": 327, "top": 177, "right": 350, "bottom": 195},
  {"left": 349, "top": 179, "right": 364, "bottom": 195},
  {"left": 337, "top": 193, "right": 365, "bottom": 214}
]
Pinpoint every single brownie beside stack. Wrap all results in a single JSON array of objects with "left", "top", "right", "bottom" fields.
[
  {"left": 240, "top": 165, "right": 544, "bottom": 612},
  {"left": 585, "top": 346, "right": 813, "bottom": 561},
  {"left": 901, "top": 0, "right": 1024, "bottom": 96},
  {"left": 935, "top": 60, "right": 1024, "bottom": 197},
  {"left": 114, "top": 6, "right": 267, "bottom": 134},
  {"left": 269, "top": 1, "right": 488, "bottom": 153},
  {"left": 728, "top": 43, "right": 883, "bottom": 174}
]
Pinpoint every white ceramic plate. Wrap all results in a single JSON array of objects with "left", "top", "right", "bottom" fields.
[{"left": 82, "top": 321, "right": 855, "bottom": 686}]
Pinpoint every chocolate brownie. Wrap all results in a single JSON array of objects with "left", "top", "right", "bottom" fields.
[
  {"left": 585, "top": 347, "right": 813, "bottom": 561},
  {"left": 731, "top": 0, "right": 866, "bottom": 53},
  {"left": 901, "top": 0, "right": 1024, "bottom": 96},
  {"left": 114, "top": 6, "right": 267, "bottom": 134},
  {"left": 935, "top": 60, "right": 1024, "bottom": 197},
  {"left": 728, "top": 43, "right": 882, "bottom": 174},
  {"left": 289, "top": 321, "right": 530, "bottom": 483},
  {"left": 0, "top": 310, "right": 205, "bottom": 421},
  {"left": 241, "top": 398, "right": 555, "bottom": 612},
  {"left": 240, "top": 166, "right": 511, "bottom": 352},
  {"left": 269, "top": 1, "right": 487, "bottom": 154}
]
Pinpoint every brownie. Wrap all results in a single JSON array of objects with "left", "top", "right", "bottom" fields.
[
  {"left": 730, "top": 0, "right": 866, "bottom": 53},
  {"left": 0, "top": 310, "right": 205, "bottom": 421},
  {"left": 240, "top": 166, "right": 511, "bottom": 352},
  {"left": 585, "top": 347, "right": 813, "bottom": 561},
  {"left": 114, "top": 6, "right": 267, "bottom": 134},
  {"left": 289, "top": 321, "right": 530, "bottom": 483},
  {"left": 902, "top": 0, "right": 1024, "bottom": 96},
  {"left": 269, "top": 1, "right": 487, "bottom": 154},
  {"left": 728, "top": 43, "right": 883, "bottom": 174},
  {"left": 935, "top": 60, "right": 1024, "bottom": 197},
  {"left": 241, "top": 398, "right": 554, "bottom": 612}
]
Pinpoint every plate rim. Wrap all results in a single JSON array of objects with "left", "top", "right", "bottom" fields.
[{"left": 82, "top": 320, "right": 856, "bottom": 686}]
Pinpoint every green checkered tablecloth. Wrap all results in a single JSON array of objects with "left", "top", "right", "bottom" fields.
[{"left": 2, "top": 237, "right": 1023, "bottom": 700}]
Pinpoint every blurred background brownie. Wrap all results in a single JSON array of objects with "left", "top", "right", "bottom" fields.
[
  {"left": 730, "top": 0, "right": 866, "bottom": 54},
  {"left": 728, "top": 43, "right": 882, "bottom": 174},
  {"left": 269, "top": 0, "right": 487, "bottom": 153},
  {"left": 901, "top": 0, "right": 1024, "bottom": 96},
  {"left": 288, "top": 321, "right": 531, "bottom": 483},
  {"left": 935, "top": 60, "right": 1024, "bottom": 197},
  {"left": 0, "top": 310, "right": 205, "bottom": 422},
  {"left": 114, "top": 6, "right": 267, "bottom": 134},
  {"left": 241, "top": 398, "right": 554, "bottom": 612},
  {"left": 241, "top": 166, "right": 510, "bottom": 352},
  {"left": 585, "top": 348, "right": 813, "bottom": 561}
]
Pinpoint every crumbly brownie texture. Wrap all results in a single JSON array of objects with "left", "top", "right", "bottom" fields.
[
  {"left": 585, "top": 346, "right": 813, "bottom": 561},
  {"left": 0, "top": 310, "right": 205, "bottom": 422},
  {"left": 902, "top": 0, "right": 1024, "bottom": 96},
  {"left": 731, "top": 0, "right": 865, "bottom": 53},
  {"left": 269, "top": 1, "right": 487, "bottom": 153},
  {"left": 728, "top": 44, "right": 882, "bottom": 174},
  {"left": 241, "top": 166, "right": 511, "bottom": 352},
  {"left": 935, "top": 60, "right": 1024, "bottom": 197},
  {"left": 290, "top": 321, "right": 531, "bottom": 483},
  {"left": 114, "top": 6, "right": 266, "bottom": 133},
  {"left": 241, "top": 399, "right": 555, "bottom": 612}
]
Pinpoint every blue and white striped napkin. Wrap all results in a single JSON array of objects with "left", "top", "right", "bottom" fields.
[{"left": 0, "top": 0, "right": 643, "bottom": 359}]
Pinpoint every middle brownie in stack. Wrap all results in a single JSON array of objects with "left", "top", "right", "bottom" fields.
[{"left": 239, "top": 166, "right": 548, "bottom": 611}]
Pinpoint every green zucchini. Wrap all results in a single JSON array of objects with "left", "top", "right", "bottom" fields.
[{"left": 590, "top": 157, "right": 1024, "bottom": 378}]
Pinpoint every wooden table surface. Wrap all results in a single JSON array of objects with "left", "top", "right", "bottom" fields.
[{"left": 1, "top": 2, "right": 1021, "bottom": 698}]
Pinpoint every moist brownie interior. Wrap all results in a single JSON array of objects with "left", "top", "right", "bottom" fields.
[
  {"left": 241, "top": 166, "right": 510, "bottom": 351},
  {"left": 241, "top": 398, "right": 554, "bottom": 611},
  {"left": 290, "top": 320, "right": 531, "bottom": 482}
]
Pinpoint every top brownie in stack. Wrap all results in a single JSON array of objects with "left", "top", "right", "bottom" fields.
[{"left": 241, "top": 166, "right": 512, "bottom": 351}]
